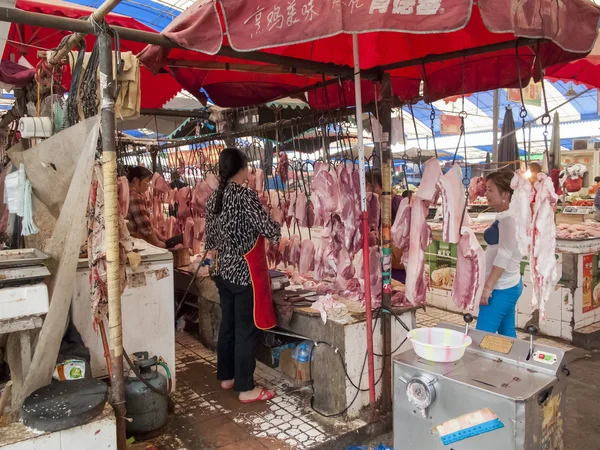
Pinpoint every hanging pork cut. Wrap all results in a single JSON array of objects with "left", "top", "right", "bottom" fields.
[
  {"left": 247, "top": 168, "right": 256, "bottom": 191},
  {"left": 278, "top": 152, "right": 289, "bottom": 185},
  {"left": 530, "top": 173, "right": 559, "bottom": 320},
  {"left": 468, "top": 177, "right": 487, "bottom": 203},
  {"left": 338, "top": 163, "right": 360, "bottom": 251},
  {"left": 183, "top": 217, "right": 194, "bottom": 248},
  {"left": 255, "top": 168, "right": 265, "bottom": 195},
  {"left": 391, "top": 197, "right": 411, "bottom": 260},
  {"left": 405, "top": 158, "right": 442, "bottom": 305},
  {"left": 367, "top": 193, "right": 380, "bottom": 232},
  {"left": 299, "top": 239, "right": 316, "bottom": 275},
  {"left": 117, "top": 176, "right": 129, "bottom": 217},
  {"left": 295, "top": 191, "right": 308, "bottom": 227},
  {"left": 152, "top": 173, "right": 171, "bottom": 194},
  {"left": 176, "top": 187, "right": 191, "bottom": 219},
  {"left": 311, "top": 169, "right": 339, "bottom": 223},
  {"left": 452, "top": 227, "right": 485, "bottom": 310},
  {"left": 509, "top": 171, "right": 535, "bottom": 257},
  {"left": 437, "top": 164, "right": 466, "bottom": 244},
  {"left": 288, "top": 234, "right": 301, "bottom": 267}
]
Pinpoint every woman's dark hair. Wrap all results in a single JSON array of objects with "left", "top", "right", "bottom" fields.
[
  {"left": 594, "top": 176, "right": 600, "bottom": 183},
  {"left": 366, "top": 169, "right": 383, "bottom": 188},
  {"left": 127, "top": 166, "right": 153, "bottom": 183},
  {"left": 486, "top": 170, "right": 515, "bottom": 199},
  {"left": 214, "top": 147, "right": 248, "bottom": 215}
]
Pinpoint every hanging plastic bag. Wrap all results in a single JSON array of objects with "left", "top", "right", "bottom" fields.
[{"left": 4, "top": 163, "right": 38, "bottom": 235}]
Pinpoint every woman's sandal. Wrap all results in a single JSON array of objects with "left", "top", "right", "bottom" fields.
[{"left": 239, "top": 388, "right": 276, "bottom": 404}]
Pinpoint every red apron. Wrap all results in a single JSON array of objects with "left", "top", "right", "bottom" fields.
[{"left": 244, "top": 236, "right": 276, "bottom": 330}]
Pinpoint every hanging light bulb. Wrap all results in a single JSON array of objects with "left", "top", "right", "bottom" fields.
[{"left": 565, "top": 83, "right": 577, "bottom": 97}]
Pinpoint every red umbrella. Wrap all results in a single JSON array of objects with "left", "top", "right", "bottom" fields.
[
  {"left": 3, "top": 0, "right": 183, "bottom": 109},
  {"left": 139, "top": 0, "right": 600, "bottom": 108}
]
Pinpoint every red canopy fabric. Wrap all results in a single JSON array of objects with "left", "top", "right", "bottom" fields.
[
  {"left": 139, "top": 0, "right": 600, "bottom": 108},
  {"left": 4, "top": 0, "right": 183, "bottom": 109},
  {"left": 546, "top": 37, "right": 600, "bottom": 90}
]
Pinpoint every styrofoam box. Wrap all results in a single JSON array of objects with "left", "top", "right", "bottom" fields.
[{"left": 0, "top": 283, "right": 49, "bottom": 321}]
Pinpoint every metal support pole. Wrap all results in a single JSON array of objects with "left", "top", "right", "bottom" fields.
[
  {"left": 98, "top": 31, "right": 127, "bottom": 450},
  {"left": 378, "top": 74, "right": 393, "bottom": 410},
  {"left": 352, "top": 34, "right": 376, "bottom": 407},
  {"left": 492, "top": 90, "right": 500, "bottom": 162}
]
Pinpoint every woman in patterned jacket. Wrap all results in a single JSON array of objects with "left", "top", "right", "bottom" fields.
[{"left": 206, "top": 147, "right": 281, "bottom": 403}]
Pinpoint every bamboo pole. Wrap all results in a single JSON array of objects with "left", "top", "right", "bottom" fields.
[
  {"left": 98, "top": 31, "right": 127, "bottom": 450},
  {"left": 378, "top": 74, "right": 393, "bottom": 410},
  {"left": 166, "top": 59, "right": 326, "bottom": 77},
  {"left": 47, "top": 0, "right": 123, "bottom": 65}
]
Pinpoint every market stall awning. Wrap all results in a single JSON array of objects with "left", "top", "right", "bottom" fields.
[
  {"left": 3, "top": 0, "right": 184, "bottom": 109},
  {"left": 138, "top": 0, "right": 600, "bottom": 108}
]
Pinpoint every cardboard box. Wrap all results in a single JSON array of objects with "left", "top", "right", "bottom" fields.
[
  {"left": 279, "top": 347, "right": 312, "bottom": 386},
  {"left": 255, "top": 342, "right": 296, "bottom": 368}
]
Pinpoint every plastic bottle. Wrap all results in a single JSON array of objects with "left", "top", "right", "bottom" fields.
[{"left": 292, "top": 341, "right": 314, "bottom": 362}]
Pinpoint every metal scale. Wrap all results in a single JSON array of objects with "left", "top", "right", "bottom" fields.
[
  {"left": 0, "top": 249, "right": 51, "bottom": 323},
  {"left": 394, "top": 314, "right": 570, "bottom": 450}
]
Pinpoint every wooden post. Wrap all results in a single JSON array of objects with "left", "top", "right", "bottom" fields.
[
  {"left": 378, "top": 74, "right": 393, "bottom": 410},
  {"left": 98, "top": 31, "right": 127, "bottom": 450}
]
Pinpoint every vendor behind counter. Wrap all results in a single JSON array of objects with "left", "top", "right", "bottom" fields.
[{"left": 126, "top": 166, "right": 166, "bottom": 248}]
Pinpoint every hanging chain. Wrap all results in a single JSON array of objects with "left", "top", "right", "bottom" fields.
[
  {"left": 399, "top": 107, "right": 410, "bottom": 191},
  {"left": 408, "top": 103, "right": 423, "bottom": 177},
  {"left": 515, "top": 40, "right": 529, "bottom": 168},
  {"left": 421, "top": 63, "right": 439, "bottom": 161},
  {"left": 538, "top": 46, "right": 552, "bottom": 170},
  {"left": 430, "top": 105, "right": 439, "bottom": 160}
]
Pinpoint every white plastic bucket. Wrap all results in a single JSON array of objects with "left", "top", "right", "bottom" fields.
[{"left": 408, "top": 327, "right": 472, "bottom": 363}]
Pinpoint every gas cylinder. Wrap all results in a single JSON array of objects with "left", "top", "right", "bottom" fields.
[{"left": 124, "top": 352, "right": 169, "bottom": 434}]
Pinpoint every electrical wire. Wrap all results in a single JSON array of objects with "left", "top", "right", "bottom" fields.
[{"left": 307, "top": 307, "right": 412, "bottom": 418}]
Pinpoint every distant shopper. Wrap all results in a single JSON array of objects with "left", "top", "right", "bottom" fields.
[
  {"left": 169, "top": 170, "right": 188, "bottom": 190},
  {"left": 590, "top": 176, "right": 600, "bottom": 196},
  {"left": 126, "top": 166, "right": 166, "bottom": 248},
  {"left": 595, "top": 186, "right": 600, "bottom": 221}
]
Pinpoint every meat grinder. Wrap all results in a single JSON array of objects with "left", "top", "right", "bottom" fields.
[{"left": 393, "top": 314, "right": 571, "bottom": 449}]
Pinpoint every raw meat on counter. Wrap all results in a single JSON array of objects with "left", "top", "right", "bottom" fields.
[
  {"left": 452, "top": 227, "right": 485, "bottom": 310},
  {"left": 437, "top": 164, "right": 466, "bottom": 244},
  {"left": 468, "top": 177, "right": 486, "bottom": 204},
  {"left": 556, "top": 222, "right": 600, "bottom": 239},
  {"left": 530, "top": 173, "right": 559, "bottom": 320},
  {"left": 509, "top": 170, "right": 534, "bottom": 256}
]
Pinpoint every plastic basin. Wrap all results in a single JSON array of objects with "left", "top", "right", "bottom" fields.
[{"left": 407, "top": 327, "right": 472, "bottom": 363}]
